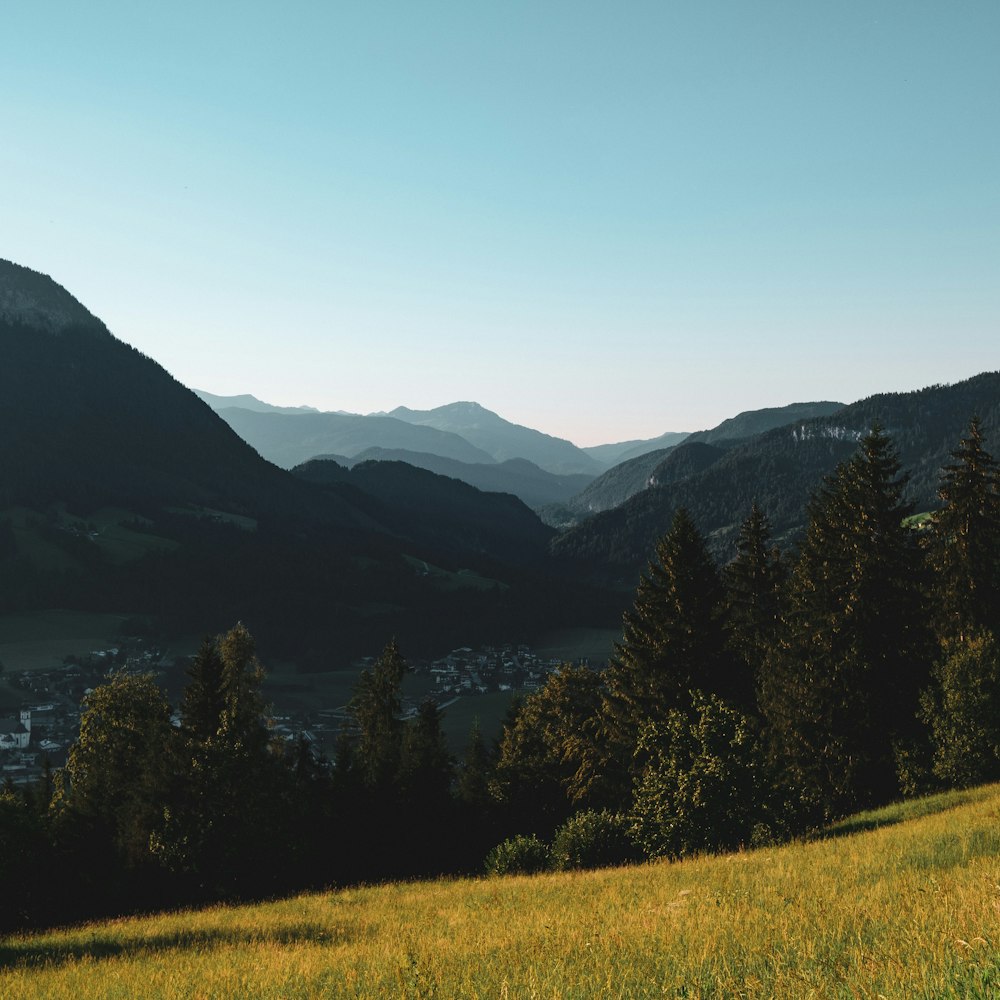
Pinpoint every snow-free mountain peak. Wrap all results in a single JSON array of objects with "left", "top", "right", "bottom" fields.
[{"left": 0, "top": 258, "right": 104, "bottom": 334}]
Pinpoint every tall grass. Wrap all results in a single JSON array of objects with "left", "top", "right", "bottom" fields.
[{"left": 3, "top": 784, "right": 998, "bottom": 998}]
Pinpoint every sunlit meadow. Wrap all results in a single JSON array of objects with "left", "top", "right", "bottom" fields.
[{"left": 2, "top": 785, "right": 998, "bottom": 998}]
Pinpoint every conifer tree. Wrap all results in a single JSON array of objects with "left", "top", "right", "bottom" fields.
[
  {"left": 154, "top": 624, "right": 280, "bottom": 893},
  {"left": 930, "top": 416, "right": 1000, "bottom": 639},
  {"left": 180, "top": 638, "right": 227, "bottom": 744},
  {"left": 724, "top": 503, "right": 785, "bottom": 696},
  {"left": 761, "top": 427, "right": 932, "bottom": 819},
  {"left": 398, "top": 697, "right": 454, "bottom": 805},
  {"left": 349, "top": 638, "right": 408, "bottom": 788},
  {"left": 600, "top": 508, "right": 736, "bottom": 769},
  {"left": 455, "top": 718, "right": 493, "bottom": 811}
]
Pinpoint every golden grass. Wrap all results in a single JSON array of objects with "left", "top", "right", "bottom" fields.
[{"left": 3, "top": 785, "right": 999, "bottom": 998}]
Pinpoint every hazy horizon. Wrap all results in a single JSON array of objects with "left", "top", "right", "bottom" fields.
[{"left": 3, "top": 3, "right": 997, "bottom": 445}]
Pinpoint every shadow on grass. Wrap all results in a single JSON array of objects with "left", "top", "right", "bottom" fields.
[
  {"left": 0, "top": 919, "right": 372, "bottom": 971},
  {"left": 814, "top": 786, "right": 988, "bottom": 842}
]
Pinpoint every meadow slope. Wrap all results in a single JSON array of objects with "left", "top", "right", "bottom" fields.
[{"left": 2, "top": 786, "right": 999, "bottom": 998}]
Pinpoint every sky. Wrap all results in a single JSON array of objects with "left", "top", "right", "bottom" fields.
[{"left": 2, "top": 2, "right": 998, "bottom": 446}]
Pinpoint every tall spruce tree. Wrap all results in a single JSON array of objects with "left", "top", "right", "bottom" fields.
[
  {"left": 455, "top": 718, "right": 492, "bottom": 811},
  {"left": 398, "top": 697, "right": 454, "bottom": 805},
  {"left": 180, "top": 638, "right": 227, "bottom": 744},
  {"left": 348, "top": 638, "right": 408, "bottom": 788},
  {"left": 604, "top": 507, "right": 734, "bottom": 718},
  {"left": 761, "top": 426, "right": 931, "bottom": 820},
  {"left": 724, "top": 503, "right": 785, "bottom": 697},
  {"left": 930, "top": 416, "right": 1000, "bottom": 640},
  {"left": 154, "top": 624, "right": 280, "bottom": 894},
  {"left": 598, "top": 508, "right": 737, "bottom": 800}
]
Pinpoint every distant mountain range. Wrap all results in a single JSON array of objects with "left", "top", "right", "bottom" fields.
[
  {"left": 324, "top": 449, "right": 594, "bottom": 509},
  {"left": 198, "top": 393, "right": 846, "bottom": 514},
  {"left": 581, "top": 431, "right": 692, "bottom": 467},
  {"left": 214, "top": 407, "right": 497, "bottom": 469},
  {"left": 193, "top": 390, "right": 320, "bottom": 416},
  {"left": 5, "top": 256, "right": 997, "bottom": 661},
  {"left": 0, "top": 258, "right": 605, "bottom": 664},
  {"left": 384, "top": 402, "right": 603, "bottom": 476},
  {"left": 544, "top": 401, "right": 847, "bottom": 525},
  {"left": 552, "top": 374, "right": 1000, "bottom": 578}
]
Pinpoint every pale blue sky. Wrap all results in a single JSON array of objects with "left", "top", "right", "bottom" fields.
[{"left": 2, "top": 1, "right": 998, "bottom": 445}]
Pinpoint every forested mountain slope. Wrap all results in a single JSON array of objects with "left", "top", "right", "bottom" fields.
[
  {"left": 327, "top": 448, "right": 594, "bottom": 510},
  {"left": 548, "top": 401, "right": 849, "bottom": 527},
  {"left": 553, "top": 373, "right": 1000, "bottom": 576},
  {"left": 0, "top": 259, "right": 608, "bottom": 662}
]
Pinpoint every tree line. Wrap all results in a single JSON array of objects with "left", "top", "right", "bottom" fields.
[{"left": 2, "top": 419, "right": 998, "bottom": 929}]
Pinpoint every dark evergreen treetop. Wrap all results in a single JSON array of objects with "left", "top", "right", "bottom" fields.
[
  {"left": 604, "top": 507, "right": 732, "bottom": 724},
  {"left": 597, "top": 508, "right": 742, "bottom": 803},
  {"left": 180, "top": 638, "right": 227, "bottom": 745},
  {"left": 724, "top": 502, "right": 785, "bottom": 693},
  {"left": 760, "top": 426, "right": 932, "bottom": 818},
  {"left": 930, "top": 416, "right": 1000, "bottom": 639},
  {"left": 348, "top": 639, "right": 408, "bottom": 788}
]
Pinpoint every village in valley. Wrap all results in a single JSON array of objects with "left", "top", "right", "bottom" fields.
[{"left": 0, "top": 637, "right": 585, "bottom": 788}]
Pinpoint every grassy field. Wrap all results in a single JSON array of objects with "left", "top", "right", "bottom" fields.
[{"left": 3, "top": 785, "right": 999, "bottom": 998}]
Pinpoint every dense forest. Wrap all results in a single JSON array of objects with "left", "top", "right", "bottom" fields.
[{"left": 3, "top": 418, "right": 999, "bottom": 931}]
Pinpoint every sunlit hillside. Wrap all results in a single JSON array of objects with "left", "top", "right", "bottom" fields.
[{"left": 3, "top": 785, "right": 998, "bottom": 998}]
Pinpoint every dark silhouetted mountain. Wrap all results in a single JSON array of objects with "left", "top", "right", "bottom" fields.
[
  {"left": 194, "top": 389, "right": 319, "bottom": 415},
  {"left": 0, "top": 260, "right": 99, "bottom": 332},
  {"left": 0, "top": 260, "right": 361, "bottom": 523},
  {"left": 583, "top": 431, "right": 691, "bottom": 467},
  {"left": 322, "top": 449, "right": 595, "bottom": 510},
  {"left": 293, "top": 459, "right": 554, "bottom": 565},
  {"left": 0, "top": 259, "right": 612, "bottom": 664},
  {"left": 215, "top": 407, "right": 496, "bottom": 469},
  {"left": 386, "top": 402, "right": 602, "bottom": 476},
  {"left": 553, "top": 374, "right": 1000, "bottom": 579}
]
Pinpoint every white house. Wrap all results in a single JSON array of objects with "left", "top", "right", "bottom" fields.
[{"left": 0, "top": 710, "right": 31, "bottom": 751}]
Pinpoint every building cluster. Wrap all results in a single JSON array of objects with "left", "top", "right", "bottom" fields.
[
  {"left": 418, "top": 643, "right": 575, "bottom": 697},
  {"left": 1, "top": 639, "right": 583, "bottom": 785},
  {"left": 0, "top": 643, "right": 163, "bottom": 787}
]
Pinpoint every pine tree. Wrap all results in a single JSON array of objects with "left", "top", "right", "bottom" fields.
[
  {"left": 600, "top": 508, "right": 736, "bottom": 786},
  {"left": 930, "top": 416, "right": 1000, "bottom": 640},
  {"left": 761, "top": 427, "right": 932, "bottom": 819},
  {"left": 398, "top": 697, "right": 454, "bottom": 805},
  {"left": 348, "top": 639, "right": 408, "bottom": 788},
  {"left": 455, "top": 718, "right": 492, "bottom": 811},
  {"left": 724, "top": 503, "right": 785, "bottom": 697},
  {"left": 154, "top": 624, "right": 280, "bottom": 894},
  {"left": 180, "top": 638, "right": 226, "bottom": 744}
]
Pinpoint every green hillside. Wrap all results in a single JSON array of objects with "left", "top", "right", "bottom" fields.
[{"left": 3, "top": 784, "right": 998, "bottom": 998}]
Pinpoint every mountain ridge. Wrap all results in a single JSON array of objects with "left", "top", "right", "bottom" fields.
[{"left": 552, "top": 372, "right": 1000, "bottom": 576}]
